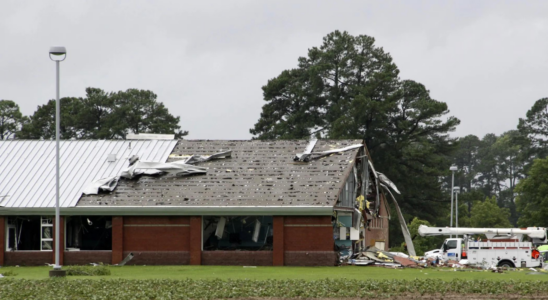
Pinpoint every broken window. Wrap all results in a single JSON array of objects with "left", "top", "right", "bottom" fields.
[
  {"left": 202, "top": 216, "right": 273, "bottom": 251},
  {"left": 65, "top": 216, "right": 112, "bottom": 250},
  {"left": 41, "top": 217, "right": 53, "bottom": 250},
  {"left": 5, "top": 216, "right": 44, "bottom": 251}
]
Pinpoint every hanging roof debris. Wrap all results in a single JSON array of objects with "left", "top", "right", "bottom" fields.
[{"left": 82, "top": 150, "right": 232, "bottom": 194}]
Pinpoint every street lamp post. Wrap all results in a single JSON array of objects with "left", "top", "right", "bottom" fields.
[
  {"left": 449, "top": 165, "right": 458, "bottom": 238},
  {"left": 49, "top": 46, "right": 67, "bottom": 278},
  {"left": 454, "top": 186, "right": 460, "bottom": 237}
]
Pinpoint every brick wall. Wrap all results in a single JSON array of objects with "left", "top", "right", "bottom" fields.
[
  {"left": 365, "top": 195, "right": 390, "bottom": 250},
  {"left": 284, "top": 216, "right": 333, "bottom": 251},
  {"left": 283, "top": 216, "right": 336, "bottom": 266},
  {"left": 273, "top": 216, "right": 284, "bottom": 266},
  {"left": 202, "top": 251, "right": 273, "bottom": 266},
  {"left": 123, "top": 251, "right": 190, "bottom": 265},
  {"left": 123, "top": 216, "right": 190, "bottom": 251},
  {"left": 4, "top": 251, "right": 52, "bottom": 266},
  {"left": 189, "top": 216, "right": 201, "bottom": 265},
  {"left": 284, "top": 251, "right": 337, "bottom": 266},
  {"left": 112, "top": 216, "right": 124, "bottom": 264},
  {"left": 0, "top": 214, "right": 341, "bottom": 267},
  {"left": 64, "top": 251, "right": 112, "bottom": 265}
]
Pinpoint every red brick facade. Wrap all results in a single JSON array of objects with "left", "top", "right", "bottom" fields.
[
  {"left": 273, "top": 216, "right": 284, "bottom": 266},
  {"left": 123, "top": 251, "right": 190, "bottom": 265},
  {"left": 123, "top": 216, "right": 190, "bottom": 251},
  {"left": 202, "top": 251, "right": 273, "bottom": 266},
  {"left": 0, "top": 215, "right": 350, "bottom": 266},
  {"left": 282, "top": 216, "right": 336, "bottom": 266},
  {"left": 112, "top": 216, "right": 124, "bottom": 264},
  {"left": 4, "top": 251, "right": 52, "bottom": 266},
  {"left": 284, "top": 216, "right": 333, "bottom": 251},
  {"left": 189, "top": 216, "right": 202, "bottom": 265},
  {"left": 365, "top": 195, "right": 390, "bottom": 250},
  {"left": 64, "top": 251, "right": 112, "bottom": 265}
]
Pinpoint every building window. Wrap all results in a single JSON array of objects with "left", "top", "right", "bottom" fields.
[
  {"left": 202, "top": 216, "right": 273, "bottom": 251},
  {"left": 5, "top": 216, "right": 44, "bottom": 251},
  {"left": 65, "top": 216, "right": 112, "bottom": 250},
  {"left": 41, "top": 217, "right": 53, "bottom": 251}
]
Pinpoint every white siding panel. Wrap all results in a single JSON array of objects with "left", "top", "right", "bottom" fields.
[{"left": 0, "top": 140, "right": 177, "bottom": 208}]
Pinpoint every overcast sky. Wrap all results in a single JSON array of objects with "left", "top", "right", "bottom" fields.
[{"left": 1, "top": 0, "right": 547, "bottom": 139}]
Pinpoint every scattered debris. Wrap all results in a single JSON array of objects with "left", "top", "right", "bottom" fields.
[
  {"left": 294, "top": 139, "right": 318, "bottom": 162},
  {"left": 294, "top": 143, "right": 362, "bottom": 162},
  {"left": 113, "top": 253, "right": 134, "bottom": 266},
  {"left": 83, "top": 150, "right": 231, "bottom": 195}
]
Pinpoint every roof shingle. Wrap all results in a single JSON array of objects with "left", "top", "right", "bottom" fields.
[{"left": 78, "top": 139, "right": 361, "bottom": 208}]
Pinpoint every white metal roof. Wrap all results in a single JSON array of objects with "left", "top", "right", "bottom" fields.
[{"left": 0, "top": 140, "right": 177, "bottom": 208}]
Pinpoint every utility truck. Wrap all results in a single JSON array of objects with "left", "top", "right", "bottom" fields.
[{"left": 418, "top": 225, "right": 548, "bottom": 268}]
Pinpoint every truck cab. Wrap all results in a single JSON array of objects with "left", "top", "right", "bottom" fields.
[{"left": 441, "top": 238, "right": 463, "bottom": 261}]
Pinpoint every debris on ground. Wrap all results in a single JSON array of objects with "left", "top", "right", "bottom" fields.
[
  {"left": 340, "top": 246, "right": 423, "bottom": 268},
  {"left": 340, "top": 247, "right": 537, "bottom": 273}
]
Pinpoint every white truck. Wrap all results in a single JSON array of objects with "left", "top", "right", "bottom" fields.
[{"left": 418, "top": 225, "right": 548, "bottom": 268}]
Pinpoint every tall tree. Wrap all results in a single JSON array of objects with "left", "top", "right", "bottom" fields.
[
  {"left": 19, "top": 97, "right": 83, "bottom": 139},
  {"left": 515, "top": 158, "right": 548, "bottom": 227},
  {"left": 518, "top": 97, "right": 548, "bottom": 158},
  {"left": 110, "top": 89, "right": 187, "bottom": 139},
  {"left": 17, "top": 88, "right": 188, "bottom": 140},
  {"left": 469, "top": 196, "right": 512, "bottom": 228},
  {"left": 453, "top": 134, "right": 481, "bottom": 192},
  {"left": 251, "top": 31, "right": 460, "bottom": 223},
  {"left": 78, "top": 87, "right": 116, "bottom": 139},
  {"left": 0, "top": 100, "right": 24, "bottom": 140}
]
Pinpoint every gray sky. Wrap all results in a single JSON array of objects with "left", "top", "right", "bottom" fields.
[{"left": 1, "top": 0, "right": 547, "bottom": 139}]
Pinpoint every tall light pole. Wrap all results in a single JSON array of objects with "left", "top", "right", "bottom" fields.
[
  {"left": 454, "top": 186, "right": 460, "bottom": 237},
  {"left": 49, "top": 46, "right": 66, "bottom": 277},
  {"left": 449, "top": 164, "right": 458, "bottom": 238}
]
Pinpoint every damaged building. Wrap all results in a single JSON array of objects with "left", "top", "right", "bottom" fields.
[{"left": 0, "top": 139, "right": 404, "bottom": 266}]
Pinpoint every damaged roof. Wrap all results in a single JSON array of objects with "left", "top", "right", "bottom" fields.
[
  {"left": 78, "top": 140, "right": 361, "bottom": 210},
  {"left": 0, "top": 140, "right": 177, "bottom": 208}
]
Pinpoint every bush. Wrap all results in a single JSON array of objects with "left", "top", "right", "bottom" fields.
[
  {"left": 0, "top": 270, "right": 17, "bottom": 276},
  {"left": 65, "top": 265, "right": 111, "bottom": 276},
  {"left": 1, "top": 278, "right": 548, "bottom": 299}
]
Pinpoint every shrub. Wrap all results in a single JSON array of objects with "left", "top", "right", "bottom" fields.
[
  {"left": 65, "top": 265, "right": 111, "bottom": 276},
  {"left": 0, "top": 270, "right": 17, "bottom": 276}
]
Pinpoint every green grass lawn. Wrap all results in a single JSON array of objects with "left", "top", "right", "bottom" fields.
[{"left": 2, "top": 265, "right": 548, "bottom": 281}]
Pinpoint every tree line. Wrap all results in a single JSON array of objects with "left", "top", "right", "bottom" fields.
[{"left": 0, "top": 88, "right": 187, "bottom": 140}]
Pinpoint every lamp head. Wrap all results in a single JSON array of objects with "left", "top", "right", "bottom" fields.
[
  {"left": 449, "top": 165, "right": 458, "bottom": 172},
  {"left": 49, "top": 46, "right": 67, "bottom": 61}
]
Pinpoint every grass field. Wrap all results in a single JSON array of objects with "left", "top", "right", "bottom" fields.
[
  {"left": 2, "top": 265, "right": 548, "bottom": 281},
  {"left": 2, "top": 266, "right": 548, "bottom": 299}
]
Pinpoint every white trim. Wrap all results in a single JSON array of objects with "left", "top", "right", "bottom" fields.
[{"left": 0, "top": 206, "right": 334, "bottom": 216}]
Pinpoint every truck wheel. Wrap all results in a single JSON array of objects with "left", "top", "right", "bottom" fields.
[{"left": 498, "top": 260, "right": 515, "bottom": 268}]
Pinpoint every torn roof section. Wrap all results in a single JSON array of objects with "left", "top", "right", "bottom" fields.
[
  {"left": 0, "top": 140, "right": 177, "bottom": 208},
  {"left": 78, "top": 139, "right": 362, "bottom": 208}
]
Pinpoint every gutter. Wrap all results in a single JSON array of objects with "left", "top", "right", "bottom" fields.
[{"left": 0, "top": 205, "right": 335, "bottom": 216}]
